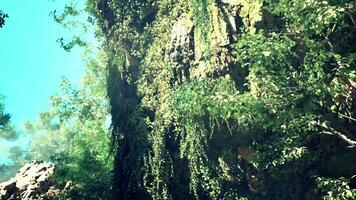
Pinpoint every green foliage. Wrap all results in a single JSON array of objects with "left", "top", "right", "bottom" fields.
[
  {"left": 0, "top": 96, "right": 18, "bottom": 141},
  {"left": 193, "top": 0, "right": 212, "bottom": 58},
  {"left": 317, "top": 177, "right": 356, "bottom": 200},
  {"left": 0, "top": 10, "right": 8, "bottom": 28},
  {"left": 52, "top": 143, "right": 112, "bottom": 200},
  {"left": 0, "top": 125, "right": 18, "bottom": 141},
  {"left": 50, "top": 1, "right": 96, "bottom": 52},
  {"left": 0, "top": 97, "right": 25, "bottom": 181},
  {"left": 19, "top": 51, "right": 113, "bottom": 199},
  {"left": 0, "top": 145, "right": 28, "bottom": 182},
  {"left": 57, "top": 36, "right": 87, "bottom": 52},
  {"left": 18, "top": 0, "right": 354, "bottom": 199},
  {"left": 263, "top": 0, "right": 354, "bottom": 37},
  {"left": 24, "top": 111, "right": 72, "bottom": 161},
  {"left": 49, "top": 52, "right": 112, "bottom": 199},
  {"left": 93, "top": 0, "right": 355, "bottom": 198},
  {"left": 0, "top": 96, "right": 11, "bottom": 130}
]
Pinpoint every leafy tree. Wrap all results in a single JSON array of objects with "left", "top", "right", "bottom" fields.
[
  {"left": 0, "top": 10, "right": 8, "bottom": 28},
  {"left": 24, "top": 111, "right": 72, "bottom": 161},
  {"left": 24, "top": 51, "right": 113, "bottom": 199},
  {"left": 0, "top": 96, "right": 24, "bottom": 181},
  {"left": 0, "top": 96, "right": 11, "bottom": 130}
]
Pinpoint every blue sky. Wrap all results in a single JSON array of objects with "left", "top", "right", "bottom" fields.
[
  {"left": 0, "top": 1, "right": 87, "bottom": 162},
  {"left": 0, "top": 1, "right": 85, "bottom": 126}
]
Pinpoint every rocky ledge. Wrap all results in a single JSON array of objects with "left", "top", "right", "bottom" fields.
[{"left": 0, "top": 161, "right": 60, "bottom": 200}]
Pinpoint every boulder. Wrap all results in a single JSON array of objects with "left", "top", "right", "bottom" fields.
[{"left": 0, "top": 161, "right": 60, "bottom": 200}]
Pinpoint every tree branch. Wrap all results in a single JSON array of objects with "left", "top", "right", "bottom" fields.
[
  {"left": 331, "top": 110, "right": 356, "bottom": 123},
  {"left": 346, "top": 9, "right": 356, "bottom": 28},
  {"left": 313, "top": 121, "right": 356, "bottom": 147}
]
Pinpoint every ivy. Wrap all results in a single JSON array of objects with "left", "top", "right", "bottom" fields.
[{"left": 56, "top": 0, "right": 356, "bottom": 199}]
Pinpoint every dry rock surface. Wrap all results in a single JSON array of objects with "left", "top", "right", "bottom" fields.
[{"left": 0, "top": 161, "right": 60, "bottom": 200}]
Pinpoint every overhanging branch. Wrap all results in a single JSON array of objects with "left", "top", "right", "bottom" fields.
[{"left": 312, "top": 121, "right": 356, "bottom": 147}]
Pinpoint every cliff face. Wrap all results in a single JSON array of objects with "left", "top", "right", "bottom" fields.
[
  {"left": 90, "top": 0, "right": 356, "bottom": 199},
  {"left": 95, "top": 1, "right": 263, "bottom": 198},
  {"left": 0, "top": 161, "right": 59, "bottom": 200}
]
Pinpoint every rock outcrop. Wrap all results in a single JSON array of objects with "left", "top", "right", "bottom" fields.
[{"left": 0, "top": 161, "right": 60, "bottom": 200}]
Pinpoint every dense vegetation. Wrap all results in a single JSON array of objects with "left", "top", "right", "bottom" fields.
[
  {"left": 1, "top": 0, "right": 356, "bottom": 199},
  {"left": 86, "top": 0, "right": 355, "bottom": 199}
]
